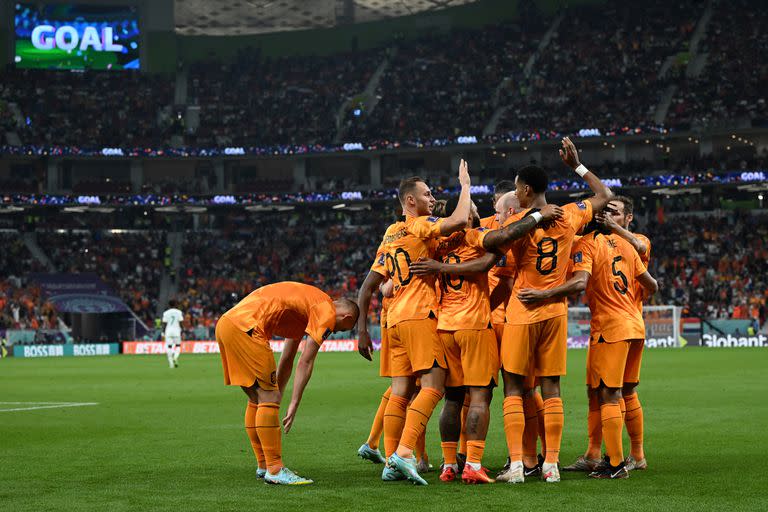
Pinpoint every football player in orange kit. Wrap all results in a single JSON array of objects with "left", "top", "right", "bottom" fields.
[
  {"left": 495, "top": 137, "right": 614, "bottom": 483},
  {"left": 562, "top": 196, "right": 652, "bottom": 472},
  {"left": 215, "top": 282, "right": 359, "bottom": 485},
  {"left": 356, "top": 160, "right": 562, "bottom": 485},
  {"left": 518, "top": 220, "right": 658, "bottom": 478}
]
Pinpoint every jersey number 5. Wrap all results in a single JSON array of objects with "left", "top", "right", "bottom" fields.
[{"left": 611, "top": 256, "right": 629, "bottom": 295}]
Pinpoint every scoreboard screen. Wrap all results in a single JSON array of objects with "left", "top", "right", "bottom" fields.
[{"left": 14, "top": 3, "right": 140, "bottom": 70}]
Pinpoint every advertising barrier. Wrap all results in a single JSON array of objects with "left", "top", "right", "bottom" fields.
[
  {"left": 122, "top": 339, "right": 361, "bottom": 354},
  {"left": 13, "top": 343, "right": 120, "bottom": 358}
]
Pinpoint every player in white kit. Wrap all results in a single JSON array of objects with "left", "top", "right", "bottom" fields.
[{"left": 162, "top": 300, "right": 184, "bottom": 368}]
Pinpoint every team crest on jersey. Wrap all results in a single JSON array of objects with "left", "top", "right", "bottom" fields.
[
  {"left": 573, "top": 251, "right": 583, "bottom": 263},
  {"left": 427, "top": 216, "right": 439, "bottom": 223},
  {"left": 576, "top": 201, "right": 587, "bottom": 210}
]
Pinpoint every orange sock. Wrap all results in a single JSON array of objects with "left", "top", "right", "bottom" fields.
[
  {"left": 466, "top": 440, "right": 485, "bottom": 465},
  {"left": 624, "top": 394, "right": 645, "bottom": 460},
  {"left": 534, "top": 391, "right": 546, "bottom": 455},
  {"left": 441, "top": 441, "right": 458, "bottom": 465},
  {"left": 619, "top": 397, "right": 626, "bottom": 423},
  {"left": 543, "top": 397, "right": 564, "bottom": 464},
  {"left": 245, "top": 401, "right": 266, "bottom": 468},
  {"left": 383, "top": 394, "right": 409, "bottom": 458},
  {"left": 601, "top": 403, "right": 624, "bottom": 467},
  {"left": 397, "top": 387, "right": 443, "bottom": 456},
  {"left": 522, "top": 395, "right": 539, "bottom": 467},
  {"left": 255, "top": 402, "right": 282, "bottom": 474},
  {"left": 586, "top": 392, "right": 602, "bottom": 460},
  {"left": 458, "top": 393, "right": 470, "bottom": 455},
  {"left": 502, "top": 396, "right": 524, "bottom": 461},
  {"left": 366, "top": 386, "right": 391, "bottom": 450},
  {"left": 415, "top": 429, "right": 427, "bottom": 461}
]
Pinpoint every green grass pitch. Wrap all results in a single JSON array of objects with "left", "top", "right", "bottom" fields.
[{"left": 2, "top": 348, "right": 767, "bottom": 511}]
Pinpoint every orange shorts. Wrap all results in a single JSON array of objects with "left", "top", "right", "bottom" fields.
[
  {"left": 623, "top": 339, "right": 645, "bottom": 384},
  {"left": 440, "top": 328, "right": 499, "bottom": 388},
  {"left": 389, "top": 317, "right": 445, "bottom": 376},
  {"left": 215, "top": 315, "right": 277, "bottom": 390},
  {"left": 501, "top": 315, "right": 567, "bottom": 377},
  {"left": 492, "top": 322, "right": 505, "bottom": 350},
  {"left": 585, "top": 335, "right": 630, "bottom": 388},
  {"left": 379, "top": 324, "right": 391, "bottom": 378}
]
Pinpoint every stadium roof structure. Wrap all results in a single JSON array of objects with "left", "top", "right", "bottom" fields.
[{"left": 174, "top": 0, "right": 479, "bottom": 35}]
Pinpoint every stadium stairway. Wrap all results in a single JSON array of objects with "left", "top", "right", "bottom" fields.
[
  {"left": 22, "top": 232, "right": 56, "bottom": 272},
  {"left": 686, "top": 0, "right": 715, "bottom": 79},
  {"left": 484, "top": 13, "right": 563, "bottom": 136},
  {"left": 157, "top": 231, "right": 184, "bottom": 314},
  {"left": 334, "top": 48, "right": 394, "bottom": 143}
]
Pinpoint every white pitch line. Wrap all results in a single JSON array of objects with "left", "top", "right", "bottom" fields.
[{"left": 0, "top": 402, "right": 99, "bottom": 412}]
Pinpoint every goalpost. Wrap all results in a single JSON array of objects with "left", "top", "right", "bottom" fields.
[{"left": 567, "top": 305, "right": 683, "bottom": 348}]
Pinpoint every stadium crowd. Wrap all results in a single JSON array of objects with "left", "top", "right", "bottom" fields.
[
  {"left": 2, "top": 0, "right": 766, "bottom": 152},
  {"left": 2, "top": 203, "right": 767, "bottom": 338}
]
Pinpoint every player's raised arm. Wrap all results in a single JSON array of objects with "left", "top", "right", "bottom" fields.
[
  {"left": 482, "top": 204, "right": 564, "bottom": 252},
  {"left": 439, "top": 159, "right": 472, "bottom": 235},
  {"left": 356, "top": 270, "right": 385, "bottom": 361},
  {"left": 560, "top": 137, "right": 614, "bottom": 212},
  {"left": 282, "top": 338, "right": 321, "bottom": 433},
  {"left": 517, "top": 271, "right": 590, "bottom": 304},
  {"left": 597, "top": 210, "right": 649, "bottom": 256},
  {"left": 410, "top": 251, "right": 500, "bottom": 276}
]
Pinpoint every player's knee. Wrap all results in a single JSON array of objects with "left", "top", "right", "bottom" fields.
[
  {"left": 598, "top": 384, "right": 621, "bottom": 404},
  {"left": 622, "top": 383, "right": 638, "bottom": 396},
  {"left": 444, "top": 386, "right": 465, "bottom": 403},
  {"left": 540, "top": 376, "right": 561, "bottom": 399},
  {"left": 502, "top": 372, "right": 525, "bottom": 397}
]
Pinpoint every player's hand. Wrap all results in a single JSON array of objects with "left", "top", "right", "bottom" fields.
[
  {"left": 596, "top": 211, "right": 619, "bottom": 232},
  {"left": 379, "top": 279, "right": 394, "bottom": 298},
  {"left": 539, "top": 204, "right": 564, "bottom": 221},
  {"left": 357, "top": 330, "right": 373, "bottom": 361},
  {"left": 458, "top": 158, "right": 471, "bottom": 188},
  {"left": 409, "top": 257, "right": 443, "bottom": 275},
  {"left": 559, "top": 137, "right": 581, "bottom": 169},
  {"left": 282, "top": 403, "right": 298, "bottom": 433},
  {"left": 517, "top": 288, "right": 550, "bottom": 304}
]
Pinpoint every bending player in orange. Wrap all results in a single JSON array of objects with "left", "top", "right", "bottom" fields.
[
  {"left": 215, "top": 281, "right": 359, "bottom": 485},
  {"left": 519, "top": 222, "right": 657, "bottom": 478},
  {"left": 495, "top": 137, "right": 614, "bottom": 484}
]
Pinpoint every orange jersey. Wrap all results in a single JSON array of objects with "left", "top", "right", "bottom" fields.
[
  {"left": 572, "top": 233, "right": 647, "bottom": 342},
  {"left": 498, "top": 201, "right": 594, "bottom": 324},
  {"left": 481, "top": 214, "right": 511, "bottom": 323},
  {"left": 222, "top": 282, "right": 336, "bottom": 345},
  {"left": 374, "top": 215, "right": 445, "bottom": 327},
  {"left": 370, "top": 241, "right": 391, "bottom": 326},
  {"left": 437, "top": 228, "right": 492, "bottom": 331}
]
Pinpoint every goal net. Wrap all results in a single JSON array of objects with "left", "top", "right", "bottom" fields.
[{"left": 567, "top": 305, "right": 682, "bottom": 348}]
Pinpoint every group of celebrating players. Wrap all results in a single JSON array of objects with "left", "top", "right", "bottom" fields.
[{"left": 213, "top": 137, "right": 658, "bottom": 485}]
